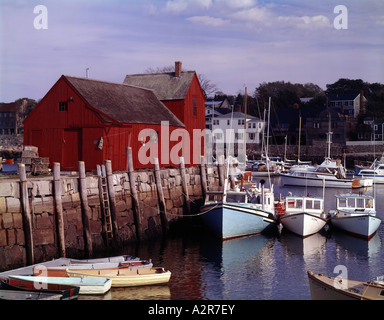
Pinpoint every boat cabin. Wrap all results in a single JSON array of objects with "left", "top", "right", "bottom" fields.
[
  {"left": 286, "top": 196, "right": 324, "bottom": 213},
  {"left": 336, "top": 194, "right": 375, "bottom": 211}
]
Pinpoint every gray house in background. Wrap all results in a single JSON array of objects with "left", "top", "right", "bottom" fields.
[{"left": 327, "top": 92, "right": 367, "bottom": 118}]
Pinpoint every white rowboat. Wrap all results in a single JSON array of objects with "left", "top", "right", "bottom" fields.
[{"left": 9, "top": 275, "right": 112, "bottom": 295}]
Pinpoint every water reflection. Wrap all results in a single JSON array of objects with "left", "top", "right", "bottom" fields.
[{"left": 77, "top": 177, "right": 383, "bottom": 300}]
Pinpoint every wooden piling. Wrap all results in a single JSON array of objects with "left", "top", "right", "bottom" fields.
[
  {"left": 18, "top": 164, "right": 34, "bottom": 265},
  {"left": 78, "top": 161, "right": 93, "bottom": 258},
  {"left": 127, "top": 147, "right": 142, "bottom": 240},
  {"left": 153, "top": 157, "right": 169, "bottom": 232},
  {"left": 199, "top": 156, "right": 207, "bottom": 201},
  {"left": 53, "top": 162, "right": 66, "bottom": 258},
  {"left": 179, "top": 157, "right": 191, "bottom": 216},
  {"left": 104, "top": 160, "right": 119, "bottom": 240}
]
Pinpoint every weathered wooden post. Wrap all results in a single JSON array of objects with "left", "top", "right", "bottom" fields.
[
  {"left": 127, "top": 147, "right": 142, "bottom": 240},
  {"left": 104, "top": 160, "right": 119, "bottom": 240},
  {"left": 153, "top": 157, "right": 168, "bottom": 233},
  {"left": 18, "top": 164, "right": 34, "bottom": 265},
  {"left": 199, "top": 155, "right": 207, "bottom": 201},
  {"left": 179, "top": 157, "right": 191, "bottom": 216},
  {"left": 78, "top": 161, "right": 93, "bottom": 258},
  {"left": 53, "top": 162, "right": 66, "bottom": 257}
]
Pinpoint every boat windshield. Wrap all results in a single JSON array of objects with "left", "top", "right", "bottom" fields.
[
  {"left": 338, "top": 197, "right": 373, "bottom": 209},
  {"left": 227, "top": 193, "right": 247, "bottom": 203},
  {"left": 287, "top": 199, "right": 303, "bottom": 209},
  {"left": 306, "top": 199, "right": 322, "bottom": 210}
]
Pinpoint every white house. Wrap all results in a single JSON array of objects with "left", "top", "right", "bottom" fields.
[{"left": 211, "top": 112, "right": 265, "bottom": 145}]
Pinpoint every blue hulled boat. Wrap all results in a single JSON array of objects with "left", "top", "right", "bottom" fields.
[{"left": 200, "top": 182, "right": 277, "bottom": 240}]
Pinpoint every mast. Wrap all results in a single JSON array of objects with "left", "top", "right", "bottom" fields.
[
  {"left": 298, "top": 116, "right": 302, "bottom": 161},
  {"left": 244, "top": 86, "right": 247, "bottom": 163},
  {"left": 266, "top": 97, "right": 271, "bottom": 160},
  {"left": 326, "top": 112, "right": 333, "bottom": 159}
]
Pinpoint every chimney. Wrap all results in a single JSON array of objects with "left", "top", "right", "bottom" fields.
[
  {"left": 360, "top": 90, "right": 364, "bottom": 115},
  {"left": 175, "top": 61, "right": 182, "bottom": 77}
]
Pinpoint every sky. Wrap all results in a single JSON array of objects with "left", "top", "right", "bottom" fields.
[{"left": 0, "top": 0, "right": 383, "bottom": 102}]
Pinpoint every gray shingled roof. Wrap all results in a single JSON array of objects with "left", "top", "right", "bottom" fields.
[
  {"left": 64, "top": 76, "right": 184, "bottom": 127},
  {"left": 123, "top": 71, "right": 196, "bottom": 101}
]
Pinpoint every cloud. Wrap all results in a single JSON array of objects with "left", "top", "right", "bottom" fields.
[
  {"left": 165, "top": 1, "right": 188, "bottom": 13},
  {"left": 215, "top": 0, "right": 256, "bottom": 9},
  {"left": 187, "top": 15, "right": 230, "bottom": 27},
  {"left": 164, "top": 0, "right": 213, "bottom": 13},
  {"left": 277, "top": 15, "right": 331, "bottom": 29},
  {"left": 232, "top": 6, "right": 270, "bottom": 22}
]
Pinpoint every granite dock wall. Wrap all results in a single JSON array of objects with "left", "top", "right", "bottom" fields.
[{"left": 0, "top": 156, "right": 221, "bottom": 272}]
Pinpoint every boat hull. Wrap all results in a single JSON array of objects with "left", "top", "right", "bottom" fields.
[
  {"left": 9, "top": 275, "right": 112, "bottom": 295},
  {"left": 330, "top": 214, "right": 381, "bottom": 239},
  {"left": 307, "top": 270, "right": 384, "bottom": 300},
  {"left": 201, "top": 202, "right": 275, "bottom": 240},
  {"left": 356, "top": 173, "right": 384, "bottom": 184},
  {"left": 66, "top": 268, "right": 171, "bottom": 287},
  {"left": 281, "top": 213, "right": 327, "bottom": 237},
  {"left": 280, "top": 173, "right": 353, "bottom": 188},
  {"left": 308, "top": 271, "right": 360, "bottom": 300},
  {"left": 0, "top": 289, "right": 62, "bottom": 300}
]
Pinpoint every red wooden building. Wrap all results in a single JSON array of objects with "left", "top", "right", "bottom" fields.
[
  {"left": 23, "top": 75, "right": 187, "bottom": 171},
  {"left": 124, "top": 61, "right": 206, "bottom": 164}
]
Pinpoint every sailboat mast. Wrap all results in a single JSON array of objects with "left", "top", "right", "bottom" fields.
[
  {"left": 244, "top": 86, "right": 247, "bottom": 161},
  {"left": 327, "top": 112, "right": 333, "bottom": 159},
  {"left": 298, "top": 116, "right": 302, "bottom": 161},
  {"left": 266, "top": 97, "right": 271, "bottom": 159}
]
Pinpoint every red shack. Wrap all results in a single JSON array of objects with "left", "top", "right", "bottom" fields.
[
  {"left": 23, "top": 75, "right": 186, "bottom": 171},
  {"left": 124, "top": 61, "right": 206, "bottom": 164}
]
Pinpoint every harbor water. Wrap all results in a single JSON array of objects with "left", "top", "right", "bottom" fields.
[{"left": 77, "top": 176, "right": 384, "bottom": 300}]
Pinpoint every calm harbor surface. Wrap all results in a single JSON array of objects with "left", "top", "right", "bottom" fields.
[{"left": 72, "top": 176, "right": 384, "bottom": 300}]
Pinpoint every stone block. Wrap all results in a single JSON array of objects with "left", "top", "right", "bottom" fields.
[
  {"left": 169, "top": 168, "right": 179, "bottom": 177},
  {"left": 32, "top": 197, "right": 44, "bottom": 214},
  {"left": 16, "top": 229, "right": 25, "bottom": 245},
  {"left": 0, "top": 183, "right": 12, "bottom": 197},
  {"left": 34, "top": 228, "right": 54, "bottom": 245},
  {"left": 35, "top": 212, "right": 52, "bottom": 229},
  {"left": 0, "top": 197, "right": 6, "bottom": 213},
  {"left": 166, "top": 199, "right": 173, "bottom": 210},
  {"left": 6, "top": 198, "right": 20, "bottom": 213},
  {"left": 7, "top": 229, "right": 16, "bottom": 245},
  {"left": 42, "top": 196, "right": 54, "bottom": 213},
  {"left": 13, "top": 213, "right": 23, "bottom": 229},
  {"left": 35, "top": 181, "right": 52, "bottom": 197},
  {"left": 0, "top": 230, "right": 7, "bottom": 246},
  {"left": 116, "top": 200, "right": 127, "bottom": 212}
]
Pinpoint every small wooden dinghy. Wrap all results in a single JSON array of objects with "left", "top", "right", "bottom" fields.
[
  {"left": 0, "top": 289, "right": 62, "bottom": 300},
  {"left": 0, "top": 277, "right": 80, "bottom": 300},
  {"left": 9, "top": 275, "right": 112, "bottom": 295},
  {"left": 66, "top": 267, "right": 171, "bottom": 287},
  {"left": 33, "top": 260, "right": 152, "bottom": 277},
  {"left": 308, "top": 270, "right": 384, "bottom": 300}
]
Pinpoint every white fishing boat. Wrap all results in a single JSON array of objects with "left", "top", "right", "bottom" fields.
[
  {"left": 357, "top": 161, "right": 384, "bottom": 184},
  {"left": 329, "top": 194, "right": 382, "bottom": 239},
  {"left": 308, "top": 270, "right": 384, "bottom": 300},
  {"left": 280, "top": 157, "right": 370, "bottom": 188},
  {"left": 201, "top": 181, "right": 276, "bottom": 240},
  {"left": 278, "top": 195, "right": 328, "bottom": 237}
]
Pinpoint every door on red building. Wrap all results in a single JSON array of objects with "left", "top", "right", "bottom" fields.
[{"left": 62, "top": 129, "right": 81, "bottom": 170}]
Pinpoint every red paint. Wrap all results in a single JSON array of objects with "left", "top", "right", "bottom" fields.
[{"left": 24, "top": 75, "right": 205, "bottom": 171}]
